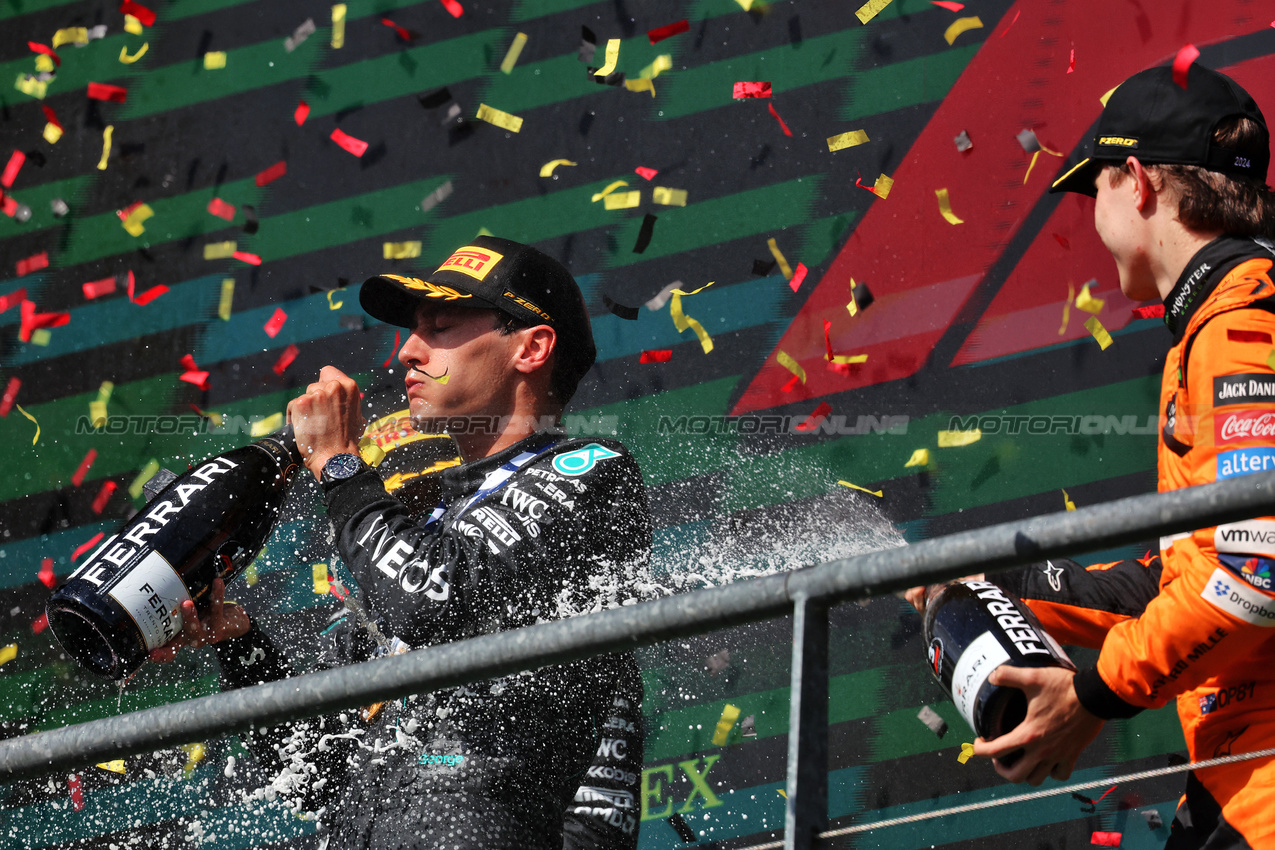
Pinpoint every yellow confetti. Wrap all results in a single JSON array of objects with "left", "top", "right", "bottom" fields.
[
  {"left": 776, "top": 351, "right": 807, "bottom": 384},
  {"left": 326, "top": 288, "right": 345, "bottom": 310},
  {"left": 652, "top": 187, "right": 687, "bottom": 207},
  {"left": 1023, "top": 149, "right": 1041, "bottom": 184},
  {"left": 734, "top": 0, "right": 754, "bottom": 9},
  {"left": 838, "top": 480, "right": 883, "bottom": 497},
  {"left": 944, "top": 16, "right": 983, "bottom": 45},
  {"left": 245, "top": 560, "right": 259, "bottom": 586},
  {"left": 872, "top": 173, "right": 895, "bottom": 199},
  {"left": 358, "top": 437, "right": 387, "bottom": 467},
  {"left": 1099, "top": 85, "right": 1119, "bottom": 107},
  {"left": 203, "top": 51, "right": 227, "bottom": 70},
  {"left": 331, "top": 4, "right": 346, "bottom": 48},
  {"left": 180, "top": 742, "right": 206, "bottom": 772},
  {"left": 1059, "top": 281, "right": 1073, "bottom": 336},
  {"left": 594, "top": 38, "right": 620, "bottom": 77},
  {"left": 1267, "top": 348, "right": 1275, "bottom": 371},
  {"left": 640, "top": 54, "right": 673, "bottom": 80},
  {"left": 958, "top": 742, "right": 975, "bottom": 764},
  {"left": 97, "top": 125, "right": 114, "bottom": 171},
  {"left": 1085, "top": 315, "right": 1113, "bottom": 350},
  {"left": 767, "top": 237, "right": 793, "bottom": 280},
  {"left": 476, "top": 103, "right": 523, "bottom": 133},
  {"left": 1075, "top": 281, "right": 1105, "bottom": 315},
  {"left": 827, "top": 130, "right": 870, "bottom": 152},
  {"left": 251, "top": 412, "right": 285, "bottom": 437},
  {"left": 312, "top": 563, "right": 331, "bottom": 594},
  {"left": 935, "top": 188, "right": 964, "bottom": 224},
  {"left": 43, "top": 122, "right": 63, "bottom": 144},
  {"left": 831, "top": 354, "right": 867, "bottom": 364},
  {"left": 89, "top": 381, "right": 114, "bottom": 427},
  {"left": 0, "top": 644, "right": 17, "bottom": 666},
  {"left": 670, "top": 282, "right": 715, "bottom": 296},
  {"left": 15, "top": 74, "right": 49, "bottom": 100},
  {"left": 119, "top": 42, "right": 149, "bottom": 64},
  {"left": 15, "top": 405, "right": 39, "bottom": 445},
  {"left": 122, "top": 203, "right": 154, "bottom": 237},
  {"left": 624, "top": 78, "right": 655, "bottom": 97},
  {"left": 204, "top": 241, "right": 238, "bottom": 260},
  {"left": 30, "top": 329, "right": 51, "bottom": 346},
  {"left": 670, "top": 293, "right": 713, "bottom": 353},
  {"left": 95, "top": 760, "right": 126, "bottom": 774},
  {"left": 711, "top": 703, "right": 741, "bottom": 746},
  {"left": 52, "top": 27, "right": 89, "bottom": 48},
  {"left": 219, "top": 278, "right": 235, "bottom": 320},
  {"left": 129, "top": 459, "right": 160, "bottom": 500},
  {"left": 1062, "top": 489, "right": 1076, "bottom": 511},
  {"left": 777, "top": 788, "right": 788, "bottom": 799},
  {"left": 855, "top": 0, "right": 894, "bottom": 23},
  {"left": 124, "top": 14, "right": 144, "bottom": 35},
  {"left": 591, "top": 180, "right": 630, "bottom": 202},
  {"left": 603, "top": 191, "right": 641, "bottom": 210},
  {"left": 383, "top": 241, "right": 422, "bottom": 260},
  {"left": 429, "top": 373, "right": 450, "bottom": 385},
  {"left": 937, "top": 429, "right": 981, "bottom": 447},
  {"left": 500, "top": 32, "right": 529, "bottom": 74},
  {"left": 539, "top": 159, "right": 577, "bottom": 177},
  {"left": 847, "top": 280, "right": 861, "bottom": 317},
  {"left": 35, "top": 54, "right": 55, "bottom": 73},
  {"left": 905, "top": 448, "right": 930, "bottom": 468}
]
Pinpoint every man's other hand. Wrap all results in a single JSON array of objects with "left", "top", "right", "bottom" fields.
[
  {"left": 287, "top": 365, "right": 365, "bottom": 480},
  {"left": 149, "top": 578, "right": 249, "bottom": 663}
]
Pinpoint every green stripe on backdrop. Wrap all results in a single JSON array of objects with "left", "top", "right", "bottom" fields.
[
  {"left": 841, "top": 43, "right": 981, "bottom": 122},
  {"left": 0, "top": 176, "right": 96, "bottom": 240}
]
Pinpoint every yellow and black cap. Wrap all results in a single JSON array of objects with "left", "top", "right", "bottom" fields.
[
  {"left": 360, "top": 235, "right": 597, "bottom": 382},
  {"left": 1051, "top": 63, "right": 1269, "bottom": 197}
]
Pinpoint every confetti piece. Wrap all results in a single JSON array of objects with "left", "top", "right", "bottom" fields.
[
  {"left": 16, "top": 252, "right": 49, "bottom": 277},
  {"left": 233, "top": 250, "right": 261, "bottom": 264},
  {"left": 381, "top": 18, "right": 415, "bottom": 41},
  {"left": 954, "top": 129, "right": 973, "bottom": 151},
  {"left": 118, "top": 42, "right": 148, "bottom": 65},
  {"left": 204, "top": 198, "right": 236, "bottom": 222},
  {"left": 1063, "top": 489, "right": 1076, "bottom": 511},
  {"left": 634, "top": 166, "right": 658, "bottom": 181},
  {"left": 43, "top": 122, "right": 63, "bottom": 143},
  {"left": 284, "top": 18, "right": 315, "bottom": 52},
  {"left": 121, "top": 203, "right": 154, "bottom": 236},
  {"left": 639, "top": 54, "right": 673, "bottom": 80},
  {"left": 540, "top": 159, "right": 577, "bottom": 177},
  {"left": 180, "top": 742, "right": 206, "bottom": 772},
  {"left": 669, "top": 293, "right": 713, "bottom": 353},
  {"left": 1059, "top": 281, "right": 1074, "bottom": 336},
  {"left": 71, "top": 533, "right": 104, "bottom": 563},
  {"left": 439, "top": 0, "right": 464, "bottom": 18},
  {"left": 917, "top": 705, "right": 948, "bottom": 736},
  {"left": 68, "top": 775, "right": 84, "bottom": 811},
  {"left": 269, "top": 344, "right": 299, "bottom": 375},
  {"left": 838, "top": 479, "right": 883, "bottom": 497},
  {"left": 604, "top": 191, "right": 641, "bottom": 210},
  {"left": 0, "top": 644, "right": 15, "bottom": 668},
  {"left": 1076, "top": 281, "right": 1104, "bottom": 314},
  {"left": 938, "top": 429, "right": 980, "bottom": 447},
  {"left": 1085, "top": 315, "right": 1113, "bottom": 350},
  {"left": 89, "top": 382, "right": 113, "bottom": 427},
  {"left": 905, "top": 448, "right": 930, "bottom": 468},
  {"left": 827, "top": 130, "right": 869, "bottom": 152},
  {"left": 0, "top": 291, "right": 25, "bottom": 314},
  {"left": 123, "top": 13, "right": 143, "bottom": 34},
  {"left": 733, "top": 81, "right": 772, "bottom": 99},
  {"left": 326, "top": 289, "right": 345, "bottom": 310},
  {"left": 648, "top": 20, "right": 688, "bottom": 44},
  {"left": 789, "top": 263, "right": 809, "bottom": 292},
  {"left": 935, "top": 188, "right": 964, "bottom": 224},
  {"left": 1091, "top": 833, "right": 1121, "bottom": 848},
  {"left": 1067, "top": 46, "right": 1075, "bottom": 74},
  {"left": 96, "top": 761, "right": 125, "bottom": 774},
  {"left": 120, "top": 0, "right": 156, "bottom": 26},
  {"left": 180, "top": 354, "right": 211, "bottom": 391},
  {"left": 383, "top": 329, "right": 401, "bottom": 368},
  {"left": 500, "top": 32, "right": 529, "bottom": 74},
  {"left": 777, "top": 351, "right": 807, "bottom": 384},
  {"left": 594, "top": 39, "right": 620, "bottom": 77},
  {"left": 1023, "top": 150, "right": 1042, "bottom": 184},
  {"left": 256, "top": 160, "right": 286, "bottom": 186},
  {"left": 28, "top": 41, "right": 61, "bottom": 67},
  {"left": 92, "top": 481, "right": 117, "bottom": 514},
  {"left": 39, "top": 557, "right": 56, "bottom": 588},
  {"left": 1142, "top": 809, "right": 1163, "bottom": 829},
  {"left": 767, "top": 101, "right": 794, "bottom": 137},
  {"left": 32, "top": 613, "right": 48, "bottom": 634},
  {"left": 601, "top": 295, "right": 639, "bottom": 320},
  {"left": 623, "top": 78, "right": 655, "bottom": 97},
  {"left": 312, "top": 563, "right": 331, "bottom": 594},
  {"left": 958, "top": 742, "right": 975, "bottom": 763},
  {"left": 1, "top": 151, "right": 25, "bottom": 188},
  {"left": 294, "top": 100, "right": 310, "bottom": 126},
  {"left": 331, "top": 4, "right": 346, "bottom": 48},
  {"left": 931, "top": 0, "right": 963, "bottom": 9},
  {"left": 72, "top": 449, "right": 98, "bottom": 487},
  {"left": 592, "top": 181, "right": 629, "bottom": 202},
  {"left": 88, "top": 82, "right": 128, "bottom": 102},
  {"left": 711, "top": 703, "right": 741, "bottom": 746},
  {"left": 633, "top": 214, "right": 657, "bottom": 253},
  {"left": 776, "top": 789, "right": 788, "bottom": 799},
  {"left": 250, "top": 413, "right": 284, "bottom": 437},
  {"left": 640, "top": 349, "right": 672, "bottom": 363},
  {"left": 264, "top": 307, "right": 288, "bottom": 338},
  {"left": 97, "top": 125, "right": 114, "bottom": 170},
  {"left": 1172, "top": 44, "right": 1198, "bottom": 89},
  {"left": 52, "top": 28, "right": 89, "bottom": 48},
  {"left": 421, "top": 181, "right": 454, "bottom": 212},
  {"left": 383, "top": 241, "right": 422, "bottom": 260},
  {"left": 19, "top": 299, "right": 70, "bottom": 342},
  {"left": 127, "top": 461, "right": 159, "bottom": 500},
  {"left": 794, "top": 402, "right": 833, "bottom": 432},
  {"left": 767, "top": 238, "right": 793, "bottom": 280},
  {"left": 670, "top": 281, "right": 715, "bottom": 297},
  {"left": 216, "top": 278, "right": 235, "bottom": 321},
  {"left": 651, "top": 186, "right": 688, "bottom": 207},
  {"left": 203, "top": 51, "right": 226, "bottom": 70},
  {"left": 944, "top": 16, "right": 983, "bottom": 45},
  {"left": 0, "top": 378, "right": 18, "bottom": 418},
  {"left": 204, "top": 241, "right": 237, "bottom": 260},
  {"left": 855, "top": 0, "right": 894, "bottom": 24},
  {"left": 331, "top": 128, "right": 369, "bottom": 157},
  {"left": 476, "top": 103, "right": 523, "bottom": 133}
]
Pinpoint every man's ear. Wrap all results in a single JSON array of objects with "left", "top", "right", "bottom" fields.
[
  {"left": 1126, "top": 156, "right": 1155, "bottom": 211},
  {"left": 513, "top": 325, "right": 556, "bottom": 375}
]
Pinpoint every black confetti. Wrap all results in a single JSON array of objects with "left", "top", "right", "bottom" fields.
[
  {"left": 633, "top": 213, "right": 657, "bottom": 253},
  {"left": 603, "top": 295, "right": 639, "bottom": 321},
  {"left": 241, "top": 204, "right": 259, "bottom": 235},
  {"left": 668, "top": 813, "right": 696, "bottom": 842},
  {"left": 752, "top": 258, "right": 776, "bottom": 276},
  {"left": 852, "top": 281, "right": 875, "bottom": 311}
]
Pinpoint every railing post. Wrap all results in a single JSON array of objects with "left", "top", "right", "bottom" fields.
[{"left": 784, "top": 594, "right": 829, "bottom": 849}]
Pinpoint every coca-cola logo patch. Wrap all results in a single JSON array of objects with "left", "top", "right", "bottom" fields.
[{"left": 1216, "top": 409, "right": 1275, "bottom": 444}]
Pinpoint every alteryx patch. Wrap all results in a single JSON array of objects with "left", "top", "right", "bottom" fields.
[
  {"left": 552, "top": 443, "right": 620, "bottom": 476},
  {"left": 1216, "top": 447, "right": 1275, "bottom": 479},
  {"left": 436, "top": 245, "right": 505, "bottom": 281}
]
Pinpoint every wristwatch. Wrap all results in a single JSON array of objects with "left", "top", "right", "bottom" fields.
[{"left": 320, "top": 453, "right": 367, "bottom": 491}]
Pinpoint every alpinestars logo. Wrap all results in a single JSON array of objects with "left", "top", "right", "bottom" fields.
[{"left": 1041, "top": 561, "right": 1063, "bottom": 592}]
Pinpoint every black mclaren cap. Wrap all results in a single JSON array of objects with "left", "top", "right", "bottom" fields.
[
  {"left": 361, "top": 235, "right": 597, "bottom": 383},
  {"left": 1051, "top": 63, "right": 1270, "bottom": 197}
]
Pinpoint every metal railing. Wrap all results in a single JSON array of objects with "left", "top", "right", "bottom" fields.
[{"left": 5, "top": 470, "right": 1275, "bottom": 848}]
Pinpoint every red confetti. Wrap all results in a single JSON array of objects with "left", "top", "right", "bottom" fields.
[
  {"left": 2, "top": 196, "right": 18, "bottom": 217},
  {"left": 27, "top": 42, "right": 61, "bottom": 67},
  {"left": 20, "top": 299, "right": 70, "bottom": 342},
  {"left": 1172, "top": 44, "right": 1199, "bottom": 89},
  {"left": 116, "top": 200, "right": 144, "bottom": 222},
  {"left": 32, "top": 613, "right": 48, "bottom": 634},
  {"left": 733, "top": 81, "right": 772, "bottom": 99},
  {"left": 0, "top": 289, "right": 26, "bottom": 313},
  {"left": 780, "top": 374, "right": 801, "bottom": 393},
  {"left": 264, "top": 307, "right": 288, "bottom": 338},
  {"left": 207, "top": 198, "right": 235, "bottom": 220},
  {"left": 1093, "top": 785, "right": 1118, "bottom": 804},
  {"left": 38, "top": 558, "right": 56, "bottom": 589},
  {"left": 1067, "top": 46, "right": 1075, "bottom": 74},
  {"left": 1052, "top": 233, "right": 1070, "bottom": 250},
  {"left": 16, "top": 252, "right": 49, "bottom": 277},
  {"left": 999, "top": 8, "right": 1020, "bottom": 37},
  {"left": 294, "top": 100, "right": 310, "bottom": 126},
  {"left": 1132, "top": 304, "right": 1165, "bottom": 319},
  {"left": 87, "top": 82, "right": 128, "bottom": 102},
  {"left": 256, "top": 160, "right": 287, "bottom": 186},
  {"left": 635, "top": 166, "right": 658, "bottom": 180},
  {"left": 119, "top": 0, "right": 156, "bottom": 25},
  {"left": 439, "top": 0, "right": 463, "bottom": 17},
  {"left": 91, "top": 481, "right": 117, "bottom": 515},
  {"left": 233, "top": 251, "right": 262, "bottom": 265},
  {"left": 179, "top": 354, "right": 211, "bottom": 390},
  {"left": 0, "top": 377, "right": 20, "bottom": 417},
  {"left": 788, "top": 263, "right": 809, "bottom": 292},
  {"left": 72, "top": 532, "right": 105, "bottom": 562},
  {"left": 82, "top": 277, "right": 116, "bottom": 299},
  {"left": 1, "top": 150, "right": 26, "bottom": 189},
  {"left": 639, "top": 349, "right": 672, "bottom": 363},
  {"left": 132, "top": 284, "right": 168, "bottom": 306},
  {"left": 273, "top": 344, "right": 299, "bottom": 375},
  {"left": 380, "top": 18, "right": 413, "bottom": 41},
  {"left": 794, "top": 402, "right": 833, "bottom": 432},
  {"left": 823, "top": 319, "right": 836, "bottom": 362},
  {"left": 1228, "top": 329, "right": 1272, "bottom": 344},
  {"left": 768, "top": 102, "right": 793, "bottom": 137},
  {"left": 930, "top": 0, "right": 963, "bottom": 8},
  {"left": 41, "top": 104, "right": 62, "bottom": 130},
  {"left": 1090, "top": 832, "right": 1121, "bottom": 847},
  {"left": 330, "top": 128, "right": 369, "bottom": 157},
  {"left": 68, "top": 774, "right": 84, "bottom": 811},
  {"left": 71, "top": 448, "right": 97, "bottom": 487},
  {"left": 647, "top": 19, "right": 689, "bottom": 44},
  {"left": 383, "top": 329, "right": 401, "bottom": 368}
]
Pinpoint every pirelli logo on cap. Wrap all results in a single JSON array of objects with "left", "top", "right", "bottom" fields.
[
  {"left": 503, "top": 291, "right": 552, "bottom": 322},
  {"left": 1098, "top": 136, "right": 1139, "bottom": 148},
  {"left": 437, "top": 246, "right": 504, "bottom": 282}
]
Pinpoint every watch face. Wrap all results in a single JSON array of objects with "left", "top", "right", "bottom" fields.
[{"left": 324, "top": 453, "right": 364, "bottom": 480}]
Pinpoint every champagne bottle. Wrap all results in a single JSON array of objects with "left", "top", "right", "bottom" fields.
[
  {"left": 46, "top": 429, "right": 304, "bottom": 680},
  {"left": 923, "top": 580, "right": 1074, "bottom": 750}
]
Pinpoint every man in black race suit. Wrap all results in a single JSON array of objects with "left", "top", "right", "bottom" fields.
[{"left": 156, "top": 236, "right": 650, "bottom": 849}]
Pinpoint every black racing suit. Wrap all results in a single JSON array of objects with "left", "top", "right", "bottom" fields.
[{"left": 216, "top": 431, "right": 650, "bottom": 850}]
